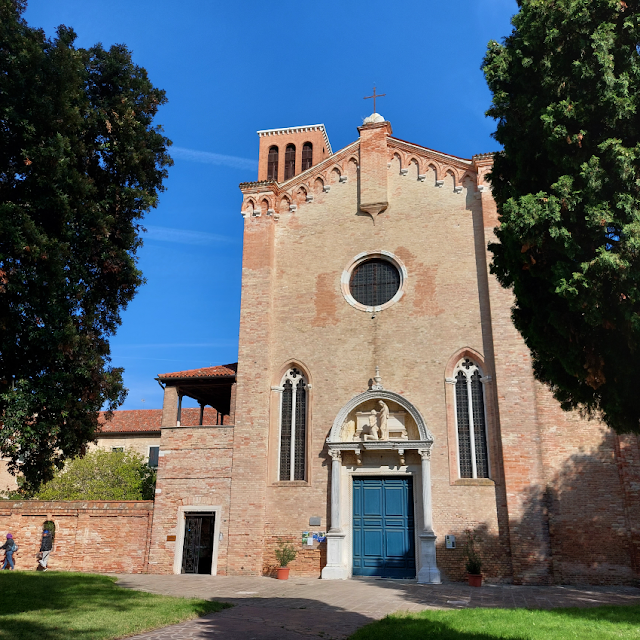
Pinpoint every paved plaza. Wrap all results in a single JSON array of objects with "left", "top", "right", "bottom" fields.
[{"left": 114, "top": 574, "right": 640, "bottom": 639}]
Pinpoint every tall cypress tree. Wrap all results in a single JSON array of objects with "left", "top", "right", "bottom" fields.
[
  {"left": 483, "top": 0, "right": 640, "bottom": 433},
  {"left": 0, "top": 0, "right": 172, "bottom": 487}
]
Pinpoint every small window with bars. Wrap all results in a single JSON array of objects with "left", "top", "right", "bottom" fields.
[
  {"left": 148, "top": 446, "right": 160, "bottom": 468},
  {"left": 453, "top": 358, "right": 489, "bottom": 479},
  {"left": 112, "top": 447, "right": 124, "bottom": 453},
  {"left": 267, "top": 145, "right": 279, "bottom": 181},
  {"left": 302, "top": 142, "right": 313, "bottom": 171},
  {"left": 284, "top": 144, "right": 296, "bottom": 180},
  {"left": 279, "top": 367, "right": 308, "bottom": 481}
]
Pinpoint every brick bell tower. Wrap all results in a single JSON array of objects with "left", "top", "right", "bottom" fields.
[{"left": 257, "top": 124, "right": 332, "bottom": 182}]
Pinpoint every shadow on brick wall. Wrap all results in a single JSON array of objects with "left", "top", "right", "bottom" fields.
[{"left": 437, "top": 433, "right": 639, "bottom": 585}]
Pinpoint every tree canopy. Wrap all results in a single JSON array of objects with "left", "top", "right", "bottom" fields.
[
  {"left": 0, "top": 0, "right": 172, "bottom": 488},
  {"left": 33, "top": 449, "right": 156, "bottom": 501},
  {"left": 483, "top": 0, "right": 640, "bottom": 433}
]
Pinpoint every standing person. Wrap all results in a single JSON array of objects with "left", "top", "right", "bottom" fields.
[
  {"left": 1, "top": 534, "right": 17, "bottom": 570},
  {"left": 38, "top": 529, "right": 52, "bottom": 571}
]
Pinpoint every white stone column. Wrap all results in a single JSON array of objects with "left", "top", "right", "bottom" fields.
[
  {"left": 329, "top": 449, "right": 341, "bottom": 532},
  {"left": 417, "top": 448, "right": 441, "bottom": 584},
  {"left": 322, "top": 449, "right": 348, "bottom": 579}
]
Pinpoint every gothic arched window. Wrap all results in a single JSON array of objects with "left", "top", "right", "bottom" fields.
[
  {"left": 279, "top": 367, "right": 307, "bottom": 481},
  {"left": 267, "top": 146, "right": 279, "bottom": 181},
  {"left": 302, "top": 142, "right": 313, "bottom": 171},
  {"left": 284, "top": 144, "right": 296, "bottom": 180},
  {"left": 453, "top": 358, "right": 489, "bottom": 478}
]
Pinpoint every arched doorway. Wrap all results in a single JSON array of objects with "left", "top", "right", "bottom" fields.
[{"left": 321, "top": 382, "right": 441, "bottom": 583}]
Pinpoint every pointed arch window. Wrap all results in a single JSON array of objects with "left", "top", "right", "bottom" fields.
[
  {"left": 268, "top": 146, "right": 279, "bottom": 181},
  {"left": 453, "top": 358, "right": 489, "bottom": 478},
  {"left": 302, "top": 142, "right": 313, "bottom": 171},
  {"left": 284, "top": 144, "right": 296, "bottom": 180},
  {"left": 279, "top": 367, "right": 307, "bottom": 481}
]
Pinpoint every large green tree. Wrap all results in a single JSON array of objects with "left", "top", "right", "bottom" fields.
[
  {"left": 0, "top": 0, "right": 172, "bottom": 488},
  {"left": 34, "top": 449, "right": 156, "bottom": 501},
  {"left": 483, "top": 0, "right": 640, "bottom": 433}
]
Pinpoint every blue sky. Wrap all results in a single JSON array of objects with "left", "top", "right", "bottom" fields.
[{"left": 24, "top": 0, "right": 517, "bottom": 410}]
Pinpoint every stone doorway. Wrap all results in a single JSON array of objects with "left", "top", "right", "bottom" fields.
[
  {"left": 321, "top": 380, "right": 441, "bottom": 583},
  {"left": 180, "top": 513, "right": 215, "bottom": 574}
]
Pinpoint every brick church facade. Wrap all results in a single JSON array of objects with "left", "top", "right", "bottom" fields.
[{"left": 146, "top": 114, "right": 640, "bottom": 584}]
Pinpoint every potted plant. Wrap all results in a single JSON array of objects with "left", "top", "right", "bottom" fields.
[
  {"left": 464, "top": 530, "right": 483, "bottom": 587},
  {"left": 275, "top": 541, "right": 297, "bottom": 580}
]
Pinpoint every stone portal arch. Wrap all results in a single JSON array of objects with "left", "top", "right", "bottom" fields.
[
  {"left": 322, "top": 381, "right": 440, "bottom": 585},
  {"left": 328, "top": 389, "right": 433, "bottom": 443}
]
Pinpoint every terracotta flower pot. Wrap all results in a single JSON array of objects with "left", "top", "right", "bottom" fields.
[
  {"left": 276, "top": 567, "right": 290, "bottom": 580},
  {"left": 467, "top": 574, "right": 483, "bottom": 587}
]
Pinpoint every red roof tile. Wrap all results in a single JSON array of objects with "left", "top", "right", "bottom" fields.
[
  {"left": 157, "top": 363, "right": 237, "bottom": 380},
  {"left": 97, "top": 407, "right": 221, "bottom": 433},
  {"left": 98, "top": 410, "right": 162, "bottom": 434}
]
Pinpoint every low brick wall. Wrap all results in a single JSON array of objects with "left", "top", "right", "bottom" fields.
[{"left": 0, "top": 500, "right": 153, "bottom": 573}]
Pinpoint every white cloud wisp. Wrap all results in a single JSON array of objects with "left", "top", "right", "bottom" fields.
[{"left": 171, "top": 146, "right": 258, "bottom": 171}]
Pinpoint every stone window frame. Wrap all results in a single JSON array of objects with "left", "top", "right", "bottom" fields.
[
  {"left": 341, "top": 250, "right": 408, "bottom": 313},
  {"left": 444, "top": 348, "right": 496, "bottom": 486},
  {"left": 270, "top": 362, "right": 313, "bottom": 485}
]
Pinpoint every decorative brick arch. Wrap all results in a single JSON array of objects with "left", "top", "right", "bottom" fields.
[
  {"left": 259, "top": 198, "right": 271, "bottom": 215},
  {"left": 407, "top": 157, "right": 420, "bottom": 178},
  {"left": 444, "top": 168, "right": 456, "bottom": 188},
  {"left": 426, "top": 162, "right": 439, "bottom": 183},
  {"left": 460, "top": 170, "right": 477, "bottom": 187},
  {"left": 328, "top": 165, "right": 342, "bottom": 182},
  {"left": 390, "top": 152, "right": 403, "bottom": 171},
  {"left": 278, "top": 195, "right": 291, "bottom": 212}
]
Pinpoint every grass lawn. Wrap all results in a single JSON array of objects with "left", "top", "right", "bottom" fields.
[
  {"left": 349, "top": 604, "right": 640, "bottom": 640},
  {"left": 0, "top": 571, "right": 230, "bottom": 640}
]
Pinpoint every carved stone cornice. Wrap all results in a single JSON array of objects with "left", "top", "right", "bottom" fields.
[{"left": 327, "top": 440, "right": 432, "bottom": 453}]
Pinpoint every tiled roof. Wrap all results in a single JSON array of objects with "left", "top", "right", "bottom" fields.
[
  {"left": 98, "top": 410, "right": 162, "bottom": 434},
  {"left": 158, "top": 363, "right": 237, "bottom": 380},
  {"left": 97, "top": 407, "right": 220, "bottom": 433}
]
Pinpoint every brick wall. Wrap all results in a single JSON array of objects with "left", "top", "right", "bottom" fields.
[
  {"left": 0, "top": 500, "right": 153, "bottom": 573},
  {"left": 147, "top": 424, "right": 234, "bottom": 574}
]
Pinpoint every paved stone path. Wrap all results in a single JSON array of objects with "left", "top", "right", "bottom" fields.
[{"left": 114, "top": 574, "right": 640, "bottom": 640}]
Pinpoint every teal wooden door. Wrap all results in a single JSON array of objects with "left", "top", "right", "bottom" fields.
[{"left": 352, "top": 477, "right": 416, "bottom": 578}]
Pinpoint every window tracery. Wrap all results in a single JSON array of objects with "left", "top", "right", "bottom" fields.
[
  {"left": 453, "top": 358, "right": 489, "bottom": 478},
  {"left": 279, "top": 367, "right": 307, "bottom": 481}
]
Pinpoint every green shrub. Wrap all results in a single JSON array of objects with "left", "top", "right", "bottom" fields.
[
  {"left": 464, "top": 529, "right": 482, "bottom": 575},
  {"left": 275, "top": 541, "right": 297, "bottom": 567}
]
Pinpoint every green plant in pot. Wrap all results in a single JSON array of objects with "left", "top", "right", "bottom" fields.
[
  {"left": 464, "top": 529, "right": 483, "bottom": 587},
  {"left": 275, "top": 540, "right": 297, "bottom": 580}
]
